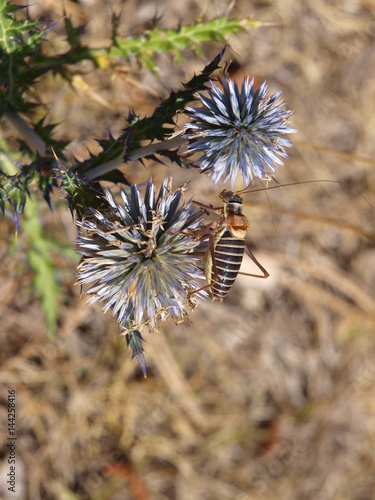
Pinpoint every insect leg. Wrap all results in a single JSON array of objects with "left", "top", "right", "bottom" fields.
[
  {"left": 188, "top": 227, "right": 220, "bottom": 299},
  {"left": 239, "top": 245, "right": 269, "bottom": 279},
  {"left": 167, "top": 219, "right": 217, "bottom": 240},
  {"left": 192, "top": 200, "right": 223, "bottom": 215},
  {"left": 197, "top": 220, "right": 217, "bottom": 241},
  {"left": 187, "top": 281, "right": 212, "bottom": 299},
  {"left": 208, "top": 229, "right": 219, "bottom": 280}
]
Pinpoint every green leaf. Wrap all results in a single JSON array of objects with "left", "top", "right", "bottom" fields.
[
  {"left": 78, "top": 48, "right": 225, "bottom": 180},
  {"left": 0, "top": 2, "right": 54, "bottom": 113},
  {"left": 52, "top": 153, "right": 107, "bottom": 219},
  {"left": 0, "top": 3, "right": 95, "bottom": 117},
  {"left": 23, "top": 199, "right": 63, "bottom": 336},
  {"left": 0, "top": 170, "right": 29, "bottom": 232},
  {"left": 123, "top": 48, "right": 226, "bottom": 152},
  {"left": 126, "top": 330, "right": 147, "bottom": 377},
  {"left": 108, "top": 17, "right": 246, "bottom": 72}
]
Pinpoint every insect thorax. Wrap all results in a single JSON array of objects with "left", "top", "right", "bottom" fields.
[
  {"left": 223, "top": 192, "right": 244, "bottom": 216},
  {"left": 223, "top": 195, "right": 249, "bottom": 239}
]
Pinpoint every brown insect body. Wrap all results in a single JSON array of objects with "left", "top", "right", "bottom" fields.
[
  {"left": 194, "top": 191, "right": 269, "bottom": 302},
  {"left": 191, "top": 178, "right": 371, "bottom": 302},
  {"left": 205, "top": 194, "right": 247, "bottom": 300}
]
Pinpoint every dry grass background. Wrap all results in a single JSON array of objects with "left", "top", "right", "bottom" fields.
[{"left": 1, "top": 0, "right": 375, "bottom": 499}]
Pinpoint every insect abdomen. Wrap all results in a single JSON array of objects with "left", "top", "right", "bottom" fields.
[{"left": 208, "top": 229, "right": 245, "bottom": 301}]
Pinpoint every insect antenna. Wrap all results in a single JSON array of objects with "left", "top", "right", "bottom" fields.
[
  {"left": 233, "top": 179, "right": 374, "bottom": 243},
  {"left": 236, "top": 179, "right": 374, "bottom": 211}
]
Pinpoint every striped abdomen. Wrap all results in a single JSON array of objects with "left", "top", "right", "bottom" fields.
[{"left": 206, "top": 229, "right": 245, "bottom": 301}]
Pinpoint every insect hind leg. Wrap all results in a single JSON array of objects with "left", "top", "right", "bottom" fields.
[{"left": 240, "top": 246, "right": 269, "bottom": 279}]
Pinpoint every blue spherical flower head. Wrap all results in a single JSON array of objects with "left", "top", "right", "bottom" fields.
[
  {"left": 184, "top": 76, "right": 296, "bottom": 188},
  {"left": 76, "top": 178, "right": 207, "bottom": 335}
]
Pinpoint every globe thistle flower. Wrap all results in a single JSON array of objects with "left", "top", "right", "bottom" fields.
[
  {"left": 183, "top": 76, "right": 296, "bottom": 188},
  {"left": 76, "top": 178, "right": 207, "bottom": 337}
]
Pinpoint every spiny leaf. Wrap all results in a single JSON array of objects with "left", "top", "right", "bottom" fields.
[
  {"left": 108, "top": 18, "right": 245, "bottom": 73},
  {"left": 63, "top": 15, "right": 85, "bottom": 51},
  {"left": 0, "top": 2, "right": 47, "bottom": 56},
  {"left": 52, "top": 151, "right": 107, "bottom": 219},
  {"left": 126, "top": 330, "right": 147, "bottom": 378},
  {"left": 78, "top": 49, "right": 225, "bottom": 180},
  {"left": 122, "top": 48, "right": 225, "bottom": 155},
  {"left": 77, "top": 49, "right": 225, "bottom": 184},
  {"left": 34, "top": 159, "right": 58, "bottom": 211},
  {"left": 77, "top": 134, "right": 127, "bottom": 177},
  {"left": 0, "top": 4, "right": 56, "bottom": 113},
  {"left": 0, "top": 171, "right": 29, "bottom": 233},
  {"left": 18, "top": 116, "right": 63, "bottom": 158},
  {"left": 0, "top": 4, "right": 95, "bottom": 117},
  {"left": 0, "top": 157, "right": 60, "bottom": 222}
]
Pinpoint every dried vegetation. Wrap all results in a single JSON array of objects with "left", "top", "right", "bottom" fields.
[{"left": 1, "top": 0, "right": 375, "bottom": 499}]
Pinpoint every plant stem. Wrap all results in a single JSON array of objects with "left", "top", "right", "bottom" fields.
[
  {"left": 5, "top": 107, "right": 47, "bottom": 156},
  {"left": 83, "top": 135, "right": 189, "bottom": 180},
  {"left": 4, "top": 107, "right": 189, "bottom": 180}
]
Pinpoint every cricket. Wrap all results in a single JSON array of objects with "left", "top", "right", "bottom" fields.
[
  {"left": 189, "top": 179, "right": 373, "bottom": 301},
  {"left": 190, "top": 189, "right": 269, "bottom": 301}
]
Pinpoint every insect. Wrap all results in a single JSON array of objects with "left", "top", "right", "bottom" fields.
[
  {"left": 189, "top": 179, "right": 373, "bottom": 302},
  {"left": 191, "top": 189, "right": 269, "bottom": 301}
]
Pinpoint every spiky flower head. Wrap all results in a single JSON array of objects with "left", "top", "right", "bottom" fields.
[
  {"left": 183, "top": 76, "right": 296, "bottom": 188},
  {"left": 76, "top": 178, "right": 206, "bottom": 336}
]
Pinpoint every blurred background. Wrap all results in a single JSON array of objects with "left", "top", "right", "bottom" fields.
[{"left": 1, "top": 0, "right": 375, "bottom": 499}]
